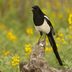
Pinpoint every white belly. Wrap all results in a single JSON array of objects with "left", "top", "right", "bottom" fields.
[{"left": 35, "top": 19, "right": 50, "bottom": 34}]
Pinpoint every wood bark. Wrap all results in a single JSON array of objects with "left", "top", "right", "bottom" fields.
[{"left": 19, "top": 40, "right": 53, "bottom": 72}]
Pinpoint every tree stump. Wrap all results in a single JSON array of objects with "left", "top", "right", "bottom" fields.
[
  {"left": 19, "top": 40, "right": 53, "bottom": 72},
  {"left": 19, "top": 40, "right": 72, "bottom": 72}
]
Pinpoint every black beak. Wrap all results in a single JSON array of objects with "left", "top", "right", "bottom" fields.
[
  {"left": 32, "top": 7, "right": 34, "bottom": 11},
  {"left": 32, "top": 6, "right": 34, "bottom": 9}
]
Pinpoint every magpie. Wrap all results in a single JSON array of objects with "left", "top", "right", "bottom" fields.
[{"left": 32, "top": 5, "right": 63, "bottom": 66}]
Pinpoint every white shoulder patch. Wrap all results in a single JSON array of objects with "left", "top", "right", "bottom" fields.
[{"left": 44, "top": 15, "right": 49, "bottom": 20}]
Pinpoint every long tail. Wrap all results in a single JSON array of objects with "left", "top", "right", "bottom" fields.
[{"left": 47, "top": 32, "right": 63, "bottom": 66}]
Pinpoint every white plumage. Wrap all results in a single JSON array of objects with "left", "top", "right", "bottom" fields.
[{"left": 35, "top": 18, "right": 50, "bottom": 34}]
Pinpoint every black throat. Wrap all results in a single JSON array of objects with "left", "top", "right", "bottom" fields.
[{"left": 33, "top": 10, "right": 44, "bottom": 26}]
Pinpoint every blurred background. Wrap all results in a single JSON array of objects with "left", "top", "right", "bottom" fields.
[{"left": 0, "top": 0, "right": 72, "bottom": 72}]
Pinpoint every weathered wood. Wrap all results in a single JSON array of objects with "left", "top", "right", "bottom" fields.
[{"left": 19, "top": 40, "right": 53, "bottom": 72}]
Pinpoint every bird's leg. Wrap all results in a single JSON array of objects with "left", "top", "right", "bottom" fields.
[
  {"left": 37, "top": 36, "right": 42, "bottom": 44},
  {"left": 43, "top": 35, "right": 46, "bottom": 52},
  {"left": 37, "top": 32, "right": 43, "bottom": 44}
]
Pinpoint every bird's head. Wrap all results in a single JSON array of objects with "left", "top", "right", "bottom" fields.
[
  {"left": 32, "top": 5, "right": 44, "bottom": 15},
  {"left": 32, "top": 5, "right": 40, "bottom": 11}
]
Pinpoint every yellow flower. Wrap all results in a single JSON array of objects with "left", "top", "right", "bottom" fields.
[
  {"left": 56, "top": 37, "right": 61, "bottom": 41},
  {"left": 24, "top": 44, "right": 32, "bottom": 54},
  {"left": 68, "top": 13, "right": 72, "bottom": 24},
  {"left": 45, "top": 47, "right": 52, "bottom": 52},
  {"left": 56, "top": 32, "right": 64, "bottom": 41},
  {"left": 11, "top": 55, "right": 20, "bottom": 67},
  {"left": 26, "top": 27, "right": 33, "bottom": 35},
  {"left": 25, "top": 44, "right": 31, "bottom": 48},
  {"left": 68, "top": 35, "right": 72, "bottom": 39},
  {"left": 59, "top": 32, "right": 64, "bottom": 37},
  {"left": 61, "top": 38, "right": 67, "bottom": 44},
  {"left": 7, "top": 31, "right": 17, "bottom": 41},
  {"left": 3, "top": 50, "right": 10, "bottom": 56},
  {"left": 69, "top": 26, "right": 72, "bottom": 30}
]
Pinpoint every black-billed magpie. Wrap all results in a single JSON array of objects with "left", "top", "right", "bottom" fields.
[{"left": 32, "top": 5, "right": 63, "bottom": 66}]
